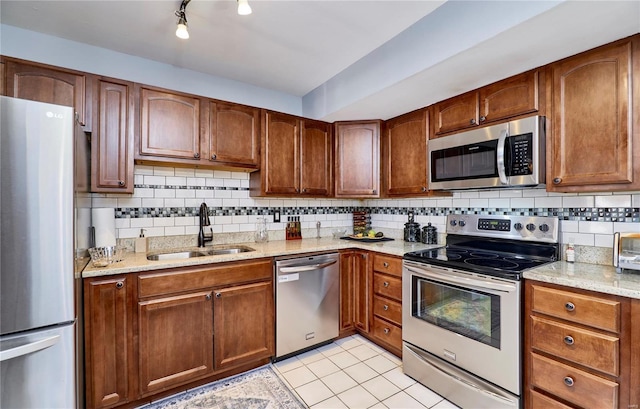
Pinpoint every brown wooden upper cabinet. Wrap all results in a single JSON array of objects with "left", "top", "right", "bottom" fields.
[
  {"left": 2, "top": 57, "right": 92, "bottom": 132},
  {"left": 547, "top": 34, "right": 640, "bottom": 192},
  {"left": 431, "top": 70, "right": 540, "bottom": 137},
  {"left": 136, "top": 84, "right": 204, "bottom": 164},
  {"left": 250, "top": 111, "right": 332, "bottom": 196},
  {"left": 383, "top": 109, "right": 431, "bottom": 196},
  {"left": 208, "top": 101, "right": 260, "bottom": 169},
  {"left": 91, "top": 77, "right": 134, "bottom": 193},
  {"left": 334, "top": 121, "right": 381, "bottom": 198}
]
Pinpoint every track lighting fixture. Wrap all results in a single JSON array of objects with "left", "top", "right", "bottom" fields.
[
  {"left": 175, "top": 0, "right": 191, "bottom": 39},
  {"left": 237, "top": 0, "right": 252, "bottom": 15}
]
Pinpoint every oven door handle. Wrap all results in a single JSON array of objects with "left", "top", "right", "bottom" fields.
[
  {"left": 497, "top": 128, "right": 509, "bottom": 185},
  {"left": 405, "top": 266, "right": 517, "bottom": 293}
]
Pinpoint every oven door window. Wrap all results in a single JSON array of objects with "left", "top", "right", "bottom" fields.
[{"left": 411, "top": 276, "right": 501, "bottom": 349}]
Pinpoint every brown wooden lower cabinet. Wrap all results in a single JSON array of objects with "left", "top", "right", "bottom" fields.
[
  {"left": 84, "top": 258, "right": 274, "bottom": 409},
  {"left": 524, "top": 280, "right": 634, "bottom": 409}
]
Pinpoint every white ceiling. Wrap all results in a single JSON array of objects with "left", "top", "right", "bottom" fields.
[{"left": 1, "top": 0, "right": 639, "bottom": 121}]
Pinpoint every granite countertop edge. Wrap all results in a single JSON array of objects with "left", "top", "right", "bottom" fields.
[
  {"left": 82, "top": 238, "right": 439, "bottom": 278},
  {"left": 523, "top": 261, "right": 640, "bottom": 300}
]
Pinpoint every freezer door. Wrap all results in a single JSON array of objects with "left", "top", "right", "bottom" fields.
[
  {"left": 1, "top": 323, "right": 76, "bottom": 408},
  {"left": 1, "top": 96, "right": 75, "bottom": 334}
]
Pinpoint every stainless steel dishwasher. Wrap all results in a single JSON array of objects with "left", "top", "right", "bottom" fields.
[{"left": 275, "top": 253, "right": 339, "bottom": 359}]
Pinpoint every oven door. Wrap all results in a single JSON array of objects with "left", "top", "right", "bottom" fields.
[{"left": 402, "top": 260, "right": 521, "bottom": 395}]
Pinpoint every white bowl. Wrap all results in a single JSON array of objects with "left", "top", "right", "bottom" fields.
[{"left": 332, "top": 229, "right": 347, "bottom": 239}]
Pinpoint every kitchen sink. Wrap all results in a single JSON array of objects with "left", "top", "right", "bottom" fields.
[{"left": 146, "top": 245, "right": 255, "bottom": 261}]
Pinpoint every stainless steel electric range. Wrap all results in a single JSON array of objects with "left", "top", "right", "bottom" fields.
[{"left": 402, "top": 214, "right": 559, "bottom": 409}]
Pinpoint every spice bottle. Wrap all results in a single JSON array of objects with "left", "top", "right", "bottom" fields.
[{"left": 566, "top": 243, "right": 575, "bottom": 263}]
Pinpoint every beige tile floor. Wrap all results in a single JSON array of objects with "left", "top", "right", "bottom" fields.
[{"left": 272, "top": 334, "right": 460, "bottom": 409}]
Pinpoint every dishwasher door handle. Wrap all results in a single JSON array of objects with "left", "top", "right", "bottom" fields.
[{"left": 279, "top": 260, "right": 338, "bottom": 273}]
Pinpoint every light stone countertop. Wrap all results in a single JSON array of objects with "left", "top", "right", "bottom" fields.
[
  {"left": 82, "top": 237, "right": 439, "bottom": 278},
  {"left": 523, "top": 262, "right": 640, "bottom": 299}
]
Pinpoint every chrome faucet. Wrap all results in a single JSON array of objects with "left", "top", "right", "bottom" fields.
[{"left": 198, "top": 202, "right": 213, "bottom": 247}]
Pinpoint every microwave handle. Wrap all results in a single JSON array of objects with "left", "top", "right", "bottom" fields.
[
  {"left": 496, "top": 129, "right": 508, "bottom": 185},
  {"left": 613, "top": 232, "right": 620, "bottom": 268}
]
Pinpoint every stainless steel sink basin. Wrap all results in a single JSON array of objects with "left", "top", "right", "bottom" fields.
[
  {"left": 146, "top": 251, "right": 208, "bottom": 261},
  {"left": 207, "top": 245, "right": 255, "bottom": 255},
  {"left": 146, "top": 246, "right": 255, "bottom": 261}
]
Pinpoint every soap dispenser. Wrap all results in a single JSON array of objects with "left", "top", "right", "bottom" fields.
[{"left": 135, "top": 229, "right": 147, "bottom": 253}]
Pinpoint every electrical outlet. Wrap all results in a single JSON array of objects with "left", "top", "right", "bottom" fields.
[{"left": 274, "top": 209, "right": 281, "bottom": 223}]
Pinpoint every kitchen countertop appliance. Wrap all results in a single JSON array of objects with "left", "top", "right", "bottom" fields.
[
  {"left": 613, "top": 232, "right": 640, "bottom": 273},
  {"left": 403, "top": 214, "right": 559, "bottom": 409},
  {"left": 1, "top": 96, "right": 90, "bottom": 408},
  {"left": 275, "top": 253, "right": 339, "bottom": 359}
]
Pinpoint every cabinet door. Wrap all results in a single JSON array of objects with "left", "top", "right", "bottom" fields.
[
  {"left": 261, "top": 111, "right": 300, "bottom": 194},
  {"left": 137, "top": 85, "right": 203, "bottom": 162},
  {"left": 209, "top": 101, "right": 259, "bottom": 168},
  {"left": 339, "top": 252, "right": 355, "bottom": 333},
  {"left": 92, "top": 78, "right": 134, "bottom": 193},
  {"left": 383, "top": 109, "right": 429, "bottom": 196},
  {"left": 84, "top": 277, "right": 132, "bottom": 409},
  {"left": 548, "top": 37, "right": 638, "bottom": 191},
  {"left": 432, "top": 92, "right": 478, "bottom": 136},
  {"left": 138, "top": 291, "right": 214, "bottom": 395},
  {"left": 4, "top": 59, "right": 90, "bottom": 131},
  {"left": 213, "top": 281, "right": 274, "bottom": 370},
  {"left": 335, "top": 121, "right": 380, "bottom": 198},
  {"left": 479, "top": 70, "right": 539, "bottom": 124},
  {"left": 353, "top": 251, "right": 370, "bottom": 332},
  {"left": 300, "top": 119, "right": 332, "bottom": 196}
]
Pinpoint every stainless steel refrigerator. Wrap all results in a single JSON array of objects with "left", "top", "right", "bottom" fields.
[{"left": 1, "top": 96, "right": 88, "bottom": 408}]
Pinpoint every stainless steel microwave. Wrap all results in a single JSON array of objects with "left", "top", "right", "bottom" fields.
[{"left": 429, "top": 116, "right": 545, "bottom": 190}]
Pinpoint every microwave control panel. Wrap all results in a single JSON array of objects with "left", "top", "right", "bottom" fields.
[{"left": 507, "top": 133, "right": 533, "bottom": 176}]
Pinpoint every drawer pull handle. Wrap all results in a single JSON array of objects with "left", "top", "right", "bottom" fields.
[
  {"left": 383, "top": 305, "right": 389, "bottom": 311},
  {"left": 384, "top": 328, "right": 390, "bottom": 334},
  {"left": 563, "top": 376, "right": 575, "bottom": 387},
  {"left": 564, "top": 335, "right": 575, "bottom": 346},
  {"left": 383, "top": 262, "right": 389, "bottom": 268},
  {"left": 565, "top": 302, "right": 575, "bottom": 312},
  {"left": 383, "top": 282, "right": 390, "bottom": 288}
]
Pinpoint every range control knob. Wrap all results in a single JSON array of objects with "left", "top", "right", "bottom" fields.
[
  {"left": 450, "top": 220, "right": 457, "bottom": 227},
  {"left": 526, "top": 223, "right": 536, "bottom": 232},
  {"left": 459, "top": 220, "right": 466, "bottom": 227},
  {"left": 514, "top": 222, "right": 523, "bottom": 231},
  {"left": 539, "top": 224, "right": 550, "bottom": 232}
]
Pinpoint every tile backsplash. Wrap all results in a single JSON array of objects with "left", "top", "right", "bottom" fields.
[{"left": 91, "top": 165, "right": 640, "bottom": 254}]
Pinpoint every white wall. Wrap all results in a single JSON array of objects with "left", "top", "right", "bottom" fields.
[{"left": 0, "top": 24, "right": 303, "bottom": 116}]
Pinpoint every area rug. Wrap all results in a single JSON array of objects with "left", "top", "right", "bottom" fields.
[{"left": 145, "top": 365, "right": 307, "bottom": 409}]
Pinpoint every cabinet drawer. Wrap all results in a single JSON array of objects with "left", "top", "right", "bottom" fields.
[
  {"left": 372, "top": 254, "right": 401, "bottom": 277},
  {"left": 371, "top": 316, "right": 402, "bottom": 351},
  {"left": 372, "top": 273, "right": 402, "bottom": 301},
  {"left": 530, "top": 390, "right": 574, "bottom": 409},
  {"left": 531, "top": 316, "right": 619, "bottom": 376},
  {"left": 531, "top": 353, "right": 618, "bottom": 409},
  {"left": 373, "top": 295, "right": 401, "bottom": 326},
  {"left": 531, "top": 285, "right": 620, "bottom": 333},
  {"left": 138, "top": 258, "right": 272, "bottom": 298}
]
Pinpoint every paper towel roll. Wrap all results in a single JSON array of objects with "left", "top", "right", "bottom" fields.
[
  {"left": 76, "top": 207, "right": 92, "bottom": 251},
  {"left": 92, "top": 208, "right": 116, "bottom": 247}
]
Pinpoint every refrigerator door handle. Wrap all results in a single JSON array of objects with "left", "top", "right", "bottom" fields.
[{"left": 0, "top": 335, "right": 60, "bottom": 361}]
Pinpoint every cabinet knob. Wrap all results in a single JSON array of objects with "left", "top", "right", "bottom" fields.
[
  {"left": 565, "top": 302, "right": 575, "bottom": 312},
  {"left": 383, "top": 262, "right": 389, "bottom": 268},
  {"left": 563, "top": 335, "right": 575, "bottom": 346},
  {"left": 479, "top": 116, "right": 486, "bottom": 122},
  {"left": 383, "top": 305, "right": 389, "bottom": 311},
  {"left": 470, "top": 118, "right": 476, "bottom": 125},
  {"left": 115, "top": 281, "right": 124, "bottom": 289},
  {"left": 553, "top": 177, "right": 562, "bottom": 185},
  {"left": 383, "top": 282, "right": 390, "bottom": 288},
  {"left": 372, "top": 189, "right": 377, "bottom": 194},
  {"left": 118, "top": 180, "right": 125, "bottom": 187},
  {"left": 215, "top": 292, "right": 222, "bottom": 298},
  {"left": 361, "top": 254, "right": 366, "bottom": 259},
  {"left": 302, "top": 188, "right": 307, "bottom": 193},
  {"left": 383, "top": 328, "right": 390, "bottom": 334},
  {"left": 421, "top": 187, "right": 427, "bottom": 192},
  {"left": 206, "top": 293, "right": 212, "bottom": 300},
  {"left": 211, "top": 154, "right": 217, "bottom": 160},
  {"left": 194, "top": 153, "right": 200, "bottom": 159},
  {"left": 295, "top": 188, "right": 300, "bottom": 193},
  {"left": 563, "top": 376, "right": 575, "bottom": 387}
]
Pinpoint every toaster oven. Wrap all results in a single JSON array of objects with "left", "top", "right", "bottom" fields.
[{"left": 613, "top": 232, "right": 640, "bottom": 273}]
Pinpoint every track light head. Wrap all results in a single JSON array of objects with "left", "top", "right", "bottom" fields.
[
  {"left": 175, "top": 0, "right": 191, "bottom": 39},
  {"left": 237, "top": 0, "right": 252, "bottom": 15}
]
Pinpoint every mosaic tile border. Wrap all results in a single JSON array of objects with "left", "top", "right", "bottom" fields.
[
  {"left": 135, "top": 184, "right": 248, "bottom": 191},
  {"left": 113, "top": 206, "right": 640, "bottom": 222}
]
